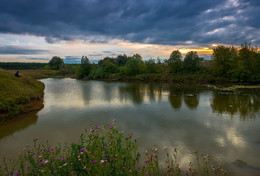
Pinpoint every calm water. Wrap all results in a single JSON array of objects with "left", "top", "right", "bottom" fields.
[{"left": 0, "top": 78, "right": 260, "bottom": 175}]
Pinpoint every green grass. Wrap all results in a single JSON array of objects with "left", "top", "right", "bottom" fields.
[
  {"left": 0, "top": 121, "right": 227, "bottom": 176},
  {"left": 0, "top": 70, "right": 45, "bottom": 121}
]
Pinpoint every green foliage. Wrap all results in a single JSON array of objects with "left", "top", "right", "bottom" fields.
[
  {"left": 145, "top": 59, "right": 159, "bottom": 74},
  {"left": 115, "top": 54, "right": 131, "bottom": 66},
  {"left": 168, "top": 50, "right": 182, "bottom": 73},
  {"left": 77, "top": 56, "right": 92, "bottom": 78},
  {"left": 1, "top": 121, "right": 227, "bottom": 176},
  {"left": 125, "top": 54, "right": 145, "bottom": 76},
  {"left": 48, "top": 56, "right": 64, "bottom": 70},
  {"left": 211, "top": 46, "right": 237, "bottom": 77},
  {"left": 183, "top": 51, "right": 202, "bottom": 73}
]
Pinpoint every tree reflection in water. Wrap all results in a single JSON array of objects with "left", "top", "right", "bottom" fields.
[{"left": 210, "top": 90, "right": 260, "bottom": 120}]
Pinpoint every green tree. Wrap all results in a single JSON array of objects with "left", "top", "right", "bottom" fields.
[
  {"left": 115, "top": 54, "right": 131, "bottom": 66},
  {"left": 211, "top": 45, "right": 237, "bottom": 77},
  {"left": 125, "top": 54, "right": 144, "bottom": 76},
  {"left": 48, "top": 56, "right": 64, "bottom": 70},
  {"left": 168, "top": 50, "right": 182, "bottom": 73},
  {"left": 77, "top": 56, "right": 91, "bottom": 78},
  {"left": 145, "top": 58, "right": 158, "bottom": 73},
  {"left": 183, "top": 51, "right": 201, "bottom": 73}
]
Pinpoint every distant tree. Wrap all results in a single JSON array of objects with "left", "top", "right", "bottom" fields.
[
  {"left": 145, "top": 58, "right": 158, "bottom": 73},
  {"left": 125, "top": 54, "right": 144, "bottom": 76},
  {"left": 77, "top": 56, "right": 91, "bottom": 78},
  {"left": 183, "top": 51, "right": 202, "bottom": 73},
  {"left": 102, "top": 60, "right": 118, "bottom": 74},
  {"left": 168, "top": 50, "right": 182, "bottom": 73},
  {"left": 115, "top": 54, "right": 131, "bottom": 66},
  {"left": 211, "top": 45, "right": 237, "bottom": 77},
  {"left": 48, "top": 56, "right": 64, "bottom": 70}
]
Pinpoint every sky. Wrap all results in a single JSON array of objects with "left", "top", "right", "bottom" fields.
[{"left": 0, "top": 0, "right": 259, "bottom": 63}]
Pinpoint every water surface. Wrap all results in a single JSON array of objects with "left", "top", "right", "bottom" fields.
[{"left": 0, "top": 78, "right": 259, "bottom": 175}]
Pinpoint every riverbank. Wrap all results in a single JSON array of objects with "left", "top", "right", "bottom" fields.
[{"left": 0, "top": 70, "right": 45, "bottom": 121}]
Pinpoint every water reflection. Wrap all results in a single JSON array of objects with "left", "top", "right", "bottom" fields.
[
  {"left": 0, "top": 79, "right": 259, "bottom": 176},
  {"left": 0, "top": 112, "right": 38, "bottom": 140},
  {"left": 210, "top": 91, "right": 260, "bottom": 120}
]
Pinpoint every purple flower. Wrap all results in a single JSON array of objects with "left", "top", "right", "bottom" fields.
[
  {"left": 91, "top": 129, "right": 95, "bottom": 132},
  {"left": 36, "top": 155, "right": 38, "bottom": 158},
  {"left": 111, "top": 135, "right": 113, "bottom": 138},
  {"left": 34, "top": 137, "right": 38, "bottom": 141},
  {"left": 154, "top": 154, "right": 157, "bottom": 158},
  {"left": 95, "top": 125, "right": 99, "bottom": 129},
  {"left": 80, "top": 148, "right": 86, "bottom": 153},
  {"left": 145, "top": 159, "right": 149, "bottom": 163},
  {"left": 120, "top": 172, "right": 123, "bottom": 174},
  {"left": 105, "top": 157, "right": 108, "bottom": 160},
  {"left": 40, "top": 148, "right": 43, "bottom": 151},
  {"left": 115, "top": 159, "right": 117, "bottom": 161},
  {"left": 189, "top": 168, "right": 191, "bottom": 171},
  {"left": 9, "top": 171, "right": 12, "bottom": 174},
  {"left": 93, "top": 160, "right": 97, "bottom": 163},
  {"left": 56, "top": 157, "right": 59, "bottom": 160},
  {"left": 40, "top": 162, "right": 45, "bottom": 165},
  {"left": 50, "top": 148, "right": 54, "bottom": 151},
  {"left": 174, "top": 148, "right": 177, "bottom": 151},
  {"left": 109, "top": 126, "right": 113, "bottom": 129}
]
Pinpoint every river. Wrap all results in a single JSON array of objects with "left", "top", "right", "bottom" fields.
[{"left": 0, "top": 78, "right": 260, "bottom": 175}]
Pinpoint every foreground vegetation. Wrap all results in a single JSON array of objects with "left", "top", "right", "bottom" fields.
[
  {"left": 0, "top": 121, "right": 226, "bottom": 176},
  {"left": 0, "top": 70, "right": 45, "bottom": 121}
]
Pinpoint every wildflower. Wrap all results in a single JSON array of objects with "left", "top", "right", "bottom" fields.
[
  {"left": 115, "top": 159, "right": 117, "bottom": 161},
  {"left": 34, "top": 137, "right": 38, "bottom": 141},
  {"left": 93, "top": 160, "right": 97, "bottom": 163},
  {"left": 145, "top": 159, "right": 149, "bottom": 163},
  {"left": 40, "top": 162, "right": 45, "bottom": 165},
  {"left": 154, "top": 154, "right": 157, "bottom": 158},
  {"left": 109, "top": 126, "right": 113, "bottom": 129},
  {"left": 56, "top": 157, "right": 59, "bottom": 160},
  {"left": 95, "top": 125, "right": 99, "bottom": 129},
  {"left": 80, "top": 148, "right": 86, "bottom": 153},
  {"left": 90, "top": 129, "right": 95, "bottom": 132},
  {"left": 174, "top": 148, "right": 177, "bottom": 152},
  {"left": 189, "top": 168, "right": 191, "bottom": 171},
  {"left": 40, "top": 148, "right": 43, "bottom": 151},
  {"left": 9, "top": 171, "right": 12, "bottom": 174},
  {"left": 45, "top": 160, "right": 49, "bottom": 164},
  {"left": 36, "top": 155, "right": 38, "bottom": 158},
  {"left": 50, "top": 148, "right": 54, "bottom": 151},
  {"left": 120, "top": 172, "right": 123, "bottom": 174},
  {"left": 70, "top": 171, "right": 76, "bottom": 174},
  {"left": 63, "top": 163, "right": 67, "bottom": 167},
  {"left": 14, "top": 172, "right": 20, "bottom": 176},
  {"left": 101, "top": 160, "right": 105, "bottom": 163}
]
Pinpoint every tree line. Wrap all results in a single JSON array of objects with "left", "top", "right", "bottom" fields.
[
  {"left": 1, "top": 43, "right": 259, "bottom": 83},
  {"left": 73, "top": 43, "right": 260, "bottom": 82}
]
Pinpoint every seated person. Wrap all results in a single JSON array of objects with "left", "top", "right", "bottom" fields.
[{"left": 15, "top": 71, "right": 21, "bottom": 77}]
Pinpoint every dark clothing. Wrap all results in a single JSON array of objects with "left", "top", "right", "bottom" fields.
[{"left": 15, "top": 71, "right": 20, "bottom": 77}]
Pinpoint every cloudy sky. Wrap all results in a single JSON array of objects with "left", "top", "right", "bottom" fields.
[{"left": 0, "top": 0, "right": 259, "bottom": 63}]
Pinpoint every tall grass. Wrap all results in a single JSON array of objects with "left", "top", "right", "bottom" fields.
[{"left": 0, "top": 121, "right": 226, "bottom": 176}]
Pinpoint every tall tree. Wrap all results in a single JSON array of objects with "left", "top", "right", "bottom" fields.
[
  {"left": 48, "top": 56, "right": 64, "bottom": 70},
  {"left": 168, "top": 50, "right": 182, "bottom": 73}
]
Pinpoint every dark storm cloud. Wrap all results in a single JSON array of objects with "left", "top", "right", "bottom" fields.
[
  {"left": 0, "top": 45, "right": 47, "bottom": 54},
  {"left": 0, "top": 0, "right": 259, "bottom": 45}
]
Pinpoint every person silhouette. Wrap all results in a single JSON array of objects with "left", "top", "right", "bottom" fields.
[{"left": 15, "top": 71, "right": 20, "bottom": 77}]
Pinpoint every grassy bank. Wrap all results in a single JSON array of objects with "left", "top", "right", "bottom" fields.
[
  {"left": 0, "top": 121, "right": 226, "bottom": 176},
  {"left": 0, "top": 70, "right": 45, "bottom": 121}
]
